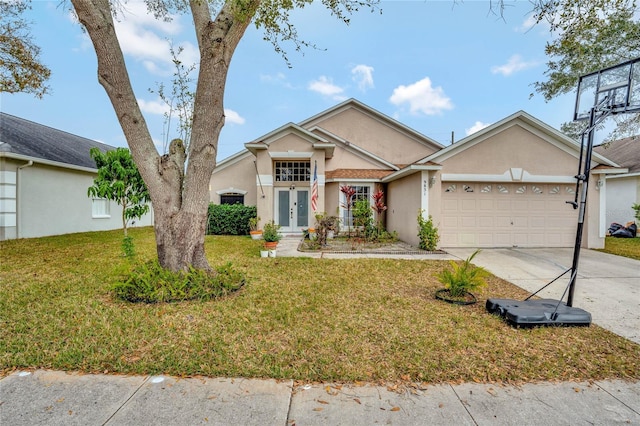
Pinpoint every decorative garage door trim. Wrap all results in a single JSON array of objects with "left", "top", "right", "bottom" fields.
[{"left": 440, "top": 182, "right": 578, "bottom": 248}]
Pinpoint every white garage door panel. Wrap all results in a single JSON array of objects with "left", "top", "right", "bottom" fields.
[{"left": 441, "top": 183, "right": 577, "bottom": 248}]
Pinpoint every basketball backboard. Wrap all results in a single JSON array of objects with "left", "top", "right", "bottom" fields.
[{"left": 574, "top": 57, "right": 640, "bottom": 121}]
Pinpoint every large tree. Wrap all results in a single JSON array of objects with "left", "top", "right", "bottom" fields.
[
  {"left": 531, "top": 0, "right": 640, "bottom": 138},
  {"left": 0, "top": 0, "right": 51, "bottom": 97},
  {"left": 69, "top": 0, "right": 375, "bottom": 271}
]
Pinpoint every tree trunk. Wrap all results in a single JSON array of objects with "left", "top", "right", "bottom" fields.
[{"left": 71, "top": 0, "right": 258, "bottom": 272}]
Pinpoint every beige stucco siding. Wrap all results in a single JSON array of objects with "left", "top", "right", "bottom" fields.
[
  {"left": 387, "top": 172, "right": 422, "bottom": 247},
  {"left": 210, "top": 154, "right": 258, "bottom": 206},
  {"left": 310, "top": 108, "right": 436, "bottom": 165},
  {"left": 325, "top": 148, "right": 390, "bottom": 170},
  {"left": 268, "top": 133, "right": 315, "bottom": 152},
  {"left": 324, "top": 182, "right": 340, "bottom": 218},
  {"left": 441, "top": 125, "right": 579, "bottom": 176},
  {"left": 435, "top": 123, "right": 603, "bottom": 248}
]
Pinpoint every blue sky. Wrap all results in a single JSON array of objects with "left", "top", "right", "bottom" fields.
[{"left": 2, "top": 1, "right": 580, "bottom": 160}]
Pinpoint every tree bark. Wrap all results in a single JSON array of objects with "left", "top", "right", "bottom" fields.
[{"left": 71, "top": 0, "right": 258, "bottom": 271}]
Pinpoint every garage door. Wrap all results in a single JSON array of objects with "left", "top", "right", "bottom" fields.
[{"left": 440, "top": 183, "right": 578, "bottom": 247}]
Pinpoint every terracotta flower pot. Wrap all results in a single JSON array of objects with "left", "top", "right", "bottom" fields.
[{"left": 264, "top": 241, "right": 278, "bottom": 250}]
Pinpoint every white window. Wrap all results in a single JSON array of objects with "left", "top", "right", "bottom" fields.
[
  {"left": 92, "top": 198, "right": 111, "bottom": 218},
  {"left": 340, "top": 184, "right": 372, "bottom": 227}
]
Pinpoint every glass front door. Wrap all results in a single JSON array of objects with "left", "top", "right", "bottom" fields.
[{"left": 276, "top": 188, "right": 309, "bottom": 232}]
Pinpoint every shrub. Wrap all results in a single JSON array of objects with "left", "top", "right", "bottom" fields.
[
  {"left": 633, "top": 203, "right": 640, "bottom": 222},
  {"left": 207, "top": 204, "right": 257, "bottom": 235},
  {"left": 438, "top": 249, "right": 488, "bottom": 297},
  {"left": 112, "top": 260, "right": 246, "bottom": 303},
  {"left": 417, "top": 211, "right": 439, "bottom": 251}
]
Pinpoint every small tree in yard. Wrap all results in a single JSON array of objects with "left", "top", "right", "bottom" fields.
[{"left": 88, "top": 147, "right": 150, "bottom": 238}]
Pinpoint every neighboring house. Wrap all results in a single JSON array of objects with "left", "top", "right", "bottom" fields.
[
  {"left": 210, "top": 99, "right": 624, "bottom": 249},
  {"left": 594, "top": 137, "right": 640, "bottom": 227},
  {"left": 0, "top": 113, "right": 153, "bottom": 241}
]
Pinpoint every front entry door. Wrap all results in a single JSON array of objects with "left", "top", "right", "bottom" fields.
[{"left": 276, "top": 188, "right": 309, "bottom": 232}]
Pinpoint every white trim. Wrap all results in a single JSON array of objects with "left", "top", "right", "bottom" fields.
[
  {"left": 216, "top": 187, "right": 248, "bottom": 195},
  {"left": 599, "top": 179, "right": 607, "bottom": 238},
  {"left": 0, "top": 152, "right": 98, "bottom": 173},
  {"left": 421, "top": 171, "right": 429, "bottom": 215},
  {"left": 441, "top": 170, "right": 576, "bottom": 183},
  {"left": 0, "top": 171, "right": 17, "bottom": 184},
  {"left": 0, "top": 212, "right": 16, "bottom": 227},
  {"left": 269, "top": 151, "right": 313, "bottom": 159},
  {"left": 91, "top": 198, "right": 111, "bottom": 219},
  {"left": 0, "top": 184, "right": 16, "bottom": 198},
  {"left": 325, "top": 178, "right": 379, "bottom": 184},
  {"left": 0, "top": 199, "right": 16, "bottom": 213},
  {"left": 258, "top": 174, "right": 273, "bottom": 186},
  {"left": 251, "top": 122, "right": 329, "bottom": 145},
  {"left": 601, "top": 171, "right": 637, "bottom": 179},
  {"left": 382, "top": 164, "right": 442, "bottom": 183}
]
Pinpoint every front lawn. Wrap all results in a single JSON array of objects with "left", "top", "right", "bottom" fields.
[
  {"left": 1, "top": 228, "right": 639, "bottom": 384},
  {"left": 596, "top": 236, "right": 640, "bottom": 260}
]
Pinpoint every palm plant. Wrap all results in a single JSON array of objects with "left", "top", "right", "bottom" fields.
[{"left": 438, "top": 249, "right": 488, "bottom": 298}]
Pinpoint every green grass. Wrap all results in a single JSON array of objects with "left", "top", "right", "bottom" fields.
[
  {"left": 1, "top": 227, "right": 639, "bottom": 384},
  {"left": 596, "top": 236, "right": 640, "bottom": 260}
]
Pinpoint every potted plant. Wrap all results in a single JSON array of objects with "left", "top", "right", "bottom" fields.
[
  {"left": 262, "top": 220, "right": 281, "bottom": 251},
  {"left": 435, "top": 249, "right": 488, "bottom": 305},
  {"left": 249, "top": 216, "right": 262, "bottom": 240}
]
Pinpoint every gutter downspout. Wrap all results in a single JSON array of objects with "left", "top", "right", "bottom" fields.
[{"left": 17, "top": 160, "right": 33, "bottom": 239}]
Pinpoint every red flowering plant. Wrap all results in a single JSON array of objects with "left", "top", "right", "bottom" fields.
[
  {"left": 371, "top": 190, "right": 387, "bottom": 237},
  {"left": 339, "top": 185, "right": 356, "bottom": 237}
]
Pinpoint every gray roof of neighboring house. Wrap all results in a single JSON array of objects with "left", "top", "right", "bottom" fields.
[
  {"left": 0, "top": 112, "right": 116, "bottom": 169},
  {"left": 594, "top": 136, "right": 640, "bottom": 174}
]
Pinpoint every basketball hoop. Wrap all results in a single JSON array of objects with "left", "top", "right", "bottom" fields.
[{"left": 487, "top": 57, "right": 640, "bottom": 327}]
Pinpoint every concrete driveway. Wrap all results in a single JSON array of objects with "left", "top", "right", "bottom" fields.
[{"left": 445, "top": 247, "right": 640, "bottom": 344}]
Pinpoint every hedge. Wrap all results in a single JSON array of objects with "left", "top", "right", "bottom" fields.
[{"left": 207, "top": 204, "right": 257, "bottom": 235}]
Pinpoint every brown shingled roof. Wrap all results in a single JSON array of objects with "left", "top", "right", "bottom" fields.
[
  {"left": 326, "top": 169, "right": 395, "bottom": 180},
  {"left": 594, "top": 137, "right": 640, "bottom": 174}
]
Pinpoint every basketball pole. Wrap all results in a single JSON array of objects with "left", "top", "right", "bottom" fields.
[
  {"left": 566, "top": 106, "right": 597, "bottom": 306},
  {"left": 566, "top": 96, "right": 615, "bottom": 306}
]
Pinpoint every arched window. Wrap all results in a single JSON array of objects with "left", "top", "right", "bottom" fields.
[
  {"left": 216, "top": 188, "right": 248, "bottom": 205},
  {"left": 220, "top": 193, "right": 244, "bottom": 205}
]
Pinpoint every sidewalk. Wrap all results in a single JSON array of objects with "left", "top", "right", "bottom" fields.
[
  {"left": 2, "top": 370, "right": 639, "bottom": 425},
  {"left": 2, "top": 238, "right": 639, "bottom": 425}
]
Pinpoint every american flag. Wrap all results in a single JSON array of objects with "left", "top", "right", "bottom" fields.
[{"left": 311, "top": 161, "right": 318, "bottom": 211}]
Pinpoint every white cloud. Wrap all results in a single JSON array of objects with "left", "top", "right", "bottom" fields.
[
  {"left": 308, "top": 76, "right": 346, "bottom": 101},
  {"left": 224, "top": 109, "right": 245, "bottom": 125},
  {"left": 260, "top": 72, "right": 295, "bottom": 89},
  {"left": 491, "top": 55, "right": 538, "bottom": 76},
  {"left": 389, "top": 77, "right": 453, "bottom": 116},
  {"left": 138, "top": 98, "right": 169, "bottom": 115},
  {"left": 516, "top": 14, "right": 538, "bottom": 32},
  {"left": 465, "top": 121, "right": 490, "bottom": 136},
  {"left": 112, "top": 3, "right": 198, "bottom": 75},
  {"left": 351, "top": 64, "right": 374, "bottom": 92}
]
